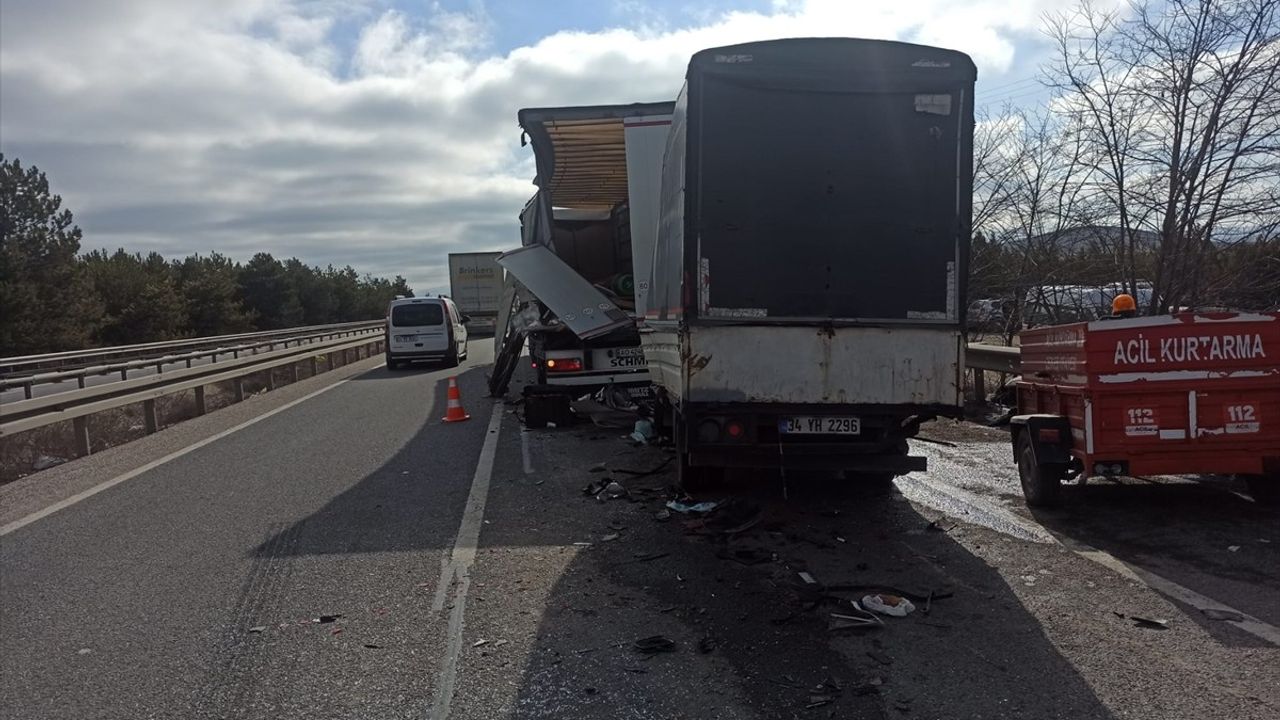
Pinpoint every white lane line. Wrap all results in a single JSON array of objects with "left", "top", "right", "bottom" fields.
[
  {"left": 0, "top": 367, "right": 377, "bottom": 537},
  {"left": 521, "top": 429, "right": 534, "bottom": 475},
  {"left": 903, "top": 474, "right": 1280, "bottom": 645},
  {"left": 1063, "top": 539, "right": 1280, "bottom": 645},
  {"left": 430, "top": 400, "right": 503, "bottom": 720}
]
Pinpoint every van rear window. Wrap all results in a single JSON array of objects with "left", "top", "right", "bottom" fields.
[{"left": 391, "top": 303, "right": 444, "bottom": 327}]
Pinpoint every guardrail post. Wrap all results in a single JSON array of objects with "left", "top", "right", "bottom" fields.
[
  {"left": 309, "top": 357, "right": 319, "bottom": 377},
  {"left": 186, "top": 358, "right": 193, "bottom": 368},
  {"left": 23, "top": 382, "right": 33, "bottom": 400},
  {"left": 264, "top": 369, "right": 275, "bottom": 391},
  {"left": 290, "top": 363, "right": 300, "bottom": 383},
  {"left": 143, "top": 399, "right": 158, "bottom": 434},
  {"left": 77, "top": 375, "right": 86, "bottom": 389},
  {"left": 973, "top": 368, "right": 986, "bottom": 402},
  {"left": 325, "top": 354, "right": 333, "bottom": 371},
  {"left": 72, "top": 417, "right": 91, "bottom": 457},
  {"left": 234, "top": 378, "right": 245, "bottom": 402},
  {"left": 120, "top": 368, "right": 128, "bottom": 381},
  {"left": 155, "top": 362, "right": 164, "bottom": 374},
  {"left": 194, "top": 386, "right": 207, "bottom": 415}
]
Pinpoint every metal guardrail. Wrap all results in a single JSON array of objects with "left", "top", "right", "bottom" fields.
[
  {"left": 966, "top": 343, "right": 1021, "bottom": 400},
  {"left": 0, "top": 331, "right": 386, "bottom": 459},
  {"left": 0, "top": 320, "right": 384, "bottom": 376},
  {"left": 1, "top": 321, "right": 384, "bottom": 400}
]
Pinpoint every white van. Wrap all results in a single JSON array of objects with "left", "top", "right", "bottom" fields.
[{"left": 385, "top": 296, "right": 469, "bottom": 370}]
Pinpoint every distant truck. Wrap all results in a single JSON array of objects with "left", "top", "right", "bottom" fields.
[
  {"left": 447, "top": 252, "right": 505, "bottom": 336},
  {"left": 640, "top": 38, "right": 977, "bottom": 487},
  {"left": 491, "top": 102, "right": 674, "bottom": 414}
]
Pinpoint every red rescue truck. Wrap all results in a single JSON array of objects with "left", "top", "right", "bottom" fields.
[{"left": 1010, "top": 312, "right": 1280, "bottom": 506}]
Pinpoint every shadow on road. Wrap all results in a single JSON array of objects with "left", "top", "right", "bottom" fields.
[
  {"left": 468, "top": 428, "right": 1118, "bottom": 719},
  {"left": 1027, "top": 476, "right": 1280, "bottom": 645}
]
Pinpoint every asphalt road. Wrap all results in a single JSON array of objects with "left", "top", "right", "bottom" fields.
[{"left": 2, "top": 348, "right": 1277, "bottom": 719}]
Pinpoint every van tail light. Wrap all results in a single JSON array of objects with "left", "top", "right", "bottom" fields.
[{"left": 545, "top": 358, "right": 583, "bottom": 372}]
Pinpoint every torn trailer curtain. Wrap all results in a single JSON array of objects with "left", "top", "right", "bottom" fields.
[{"left": 496, "top": 245, "right": 633, "bottom": 340}]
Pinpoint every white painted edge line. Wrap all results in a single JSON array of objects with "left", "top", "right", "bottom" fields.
[
  {"left": 1063, "top": 539, "right": 1280, "bottom": 646},
  {"left": 430, "top": 400, "right": 503, "bottom": 720},
  {"left": 0, "top": 365, "right": 378, "bottom": 537},
  {"left": 902, "top": 473, "right": 1280, "bottom": 646}
]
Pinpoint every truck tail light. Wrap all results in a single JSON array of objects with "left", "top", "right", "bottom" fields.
[
  {"left": 545, "top": 358, "right": 583, "bottom": 372},
  {"left": 726, "top": 420, "right": 746, "bottom": 439}
]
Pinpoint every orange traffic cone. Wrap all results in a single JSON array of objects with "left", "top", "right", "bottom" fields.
[{"left": 442, "top": 376, "right": 470, "bottom": 423}]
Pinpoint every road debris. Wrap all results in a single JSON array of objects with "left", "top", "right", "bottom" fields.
[
  {"left": 861, "top": 594, "right": 916, "bottom": 617},
  {"left": 629, "top": 419, "right": 655, "bottom": 444},
  {"left": 473, "top": 639, "right": 489, "bottom": 647},
  {"left": 33, "top": 455, "right": 68, "bottom": 471},
  {"left": 1130, "top": 616, "right": 1170, "bottom": 630},
  {"left": 363, "top": 643, "right": 383, "bottom": 649},
  {"left": 248, "top": 626, "right": 267, "bottom": 634},
  {"left": 666, "top": 499, "right": 719, "bottom": 514},
  {"left": 633, "top": 635, "right": 676, "bottom": 654},
  {"left": 654, "top": 509, "right": 672, "bottom": 521},
  {"left": 1228, "top": 545, "right": 1241, "bottom": 552},
  {"left": 601, "top": 533, "right": 620, "bottom": 542},
  {"left": 804, "top": 697, "right": 832, "bottom": 710},
  {"left": 866, "top": 650, "right": 894, "bottom": 665},
  {"left": 697, "top": 636, "right": 716, "bottom": 653},
  {"left": 1201, "top": 608, "right": 1245, "bottom": 622},
  {"left": 313, "top": 614, "right": 343, "bottom": 624}
]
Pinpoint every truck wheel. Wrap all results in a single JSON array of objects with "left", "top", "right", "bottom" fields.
[
  {"left": 1017, "top": 433, "right": 1064, "bottom": 508},
  {"left": 1244, "top": 475, "right": 1280, "bottom": 506}
]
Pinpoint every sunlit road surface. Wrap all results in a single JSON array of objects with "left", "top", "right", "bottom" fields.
[{"left": 2, "top": 351, "right": 1276, "bottom": 719}]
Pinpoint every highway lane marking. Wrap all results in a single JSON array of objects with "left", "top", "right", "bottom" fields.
[
  {"left": 430, "top": 400, "right": 503, "bottom": 720},
  {"left": 0, "top": 367, "right": 377, "bottom": 537},
  {"left": 901, "top": 474, "right": 1280, "bottom": 646}
]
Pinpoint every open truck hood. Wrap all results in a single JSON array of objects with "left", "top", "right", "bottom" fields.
[{"left": 496, "top": 245, "right": 633, "bottom": 340}]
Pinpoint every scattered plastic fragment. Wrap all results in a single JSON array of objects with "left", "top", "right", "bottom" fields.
[
  {"left": 602, "top": 533, "right": 620, "bottom": 542},
  {"left": 473, "top": 639, "right": 489, "bottom": 647},
  {"left": 1131, "top": 616, "right": 1169, "bottom": 630},
  {"left": 666, "top": 500, "right": 718, "bottom": 514},
  {"left": 629, "top": 419, "right": 655, "bottom": 444},
  {"left": 313, "top": 614, "right": 343, "bottom": 624},
  {"left": 248, "top": 626, "right": 267, "bottom": 634},
  {"left": 861, "top": 594, "right": 916, "bottom": 617}
]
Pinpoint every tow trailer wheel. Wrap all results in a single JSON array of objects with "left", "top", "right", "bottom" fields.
[
  {"left": 1017, "top": 433, "right": 1064, "bottom": 508},
  {"left": 1244, "top": 475, "right": 1280, "bottom": 507}
]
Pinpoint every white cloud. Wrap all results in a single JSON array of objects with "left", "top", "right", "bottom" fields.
[{"left": 1, "top": 0, "right": 1074, "bottom": 293}]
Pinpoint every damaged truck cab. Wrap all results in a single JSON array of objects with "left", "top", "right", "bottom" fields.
[{"left": 641, "top": 38, "right": 977, "bottom": 486}]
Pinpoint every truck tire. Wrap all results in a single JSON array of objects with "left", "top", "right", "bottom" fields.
[
  {"left": 1017, "top": 432, "right": 1064, "bottom": 508},
  {"left": 1245, "top": 475, "right": 1280, "bottom": 506}
]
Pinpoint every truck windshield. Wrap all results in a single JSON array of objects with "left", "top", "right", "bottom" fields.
[
  {"left": 391, "top": 303, "right": 444, "bottom": 327},
  {"left": 697, "top": 78, "right": 960, "bottom": 322}
]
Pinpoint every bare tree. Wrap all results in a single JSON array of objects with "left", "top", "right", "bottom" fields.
[{"left": 1045, "top": 0, "right": 1280, "bottom": 311}]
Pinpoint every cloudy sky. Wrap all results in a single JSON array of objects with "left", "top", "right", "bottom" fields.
[{"left": 1, "top": 0, "right": 1075, "bottom": 294}]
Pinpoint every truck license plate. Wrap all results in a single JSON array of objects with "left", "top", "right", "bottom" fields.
[
  {"left": 593, "top": 347, "right": 647, "bottom": 369},
  {"left": 779, "top": 416, "right": 861, "bottom": 435}
]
